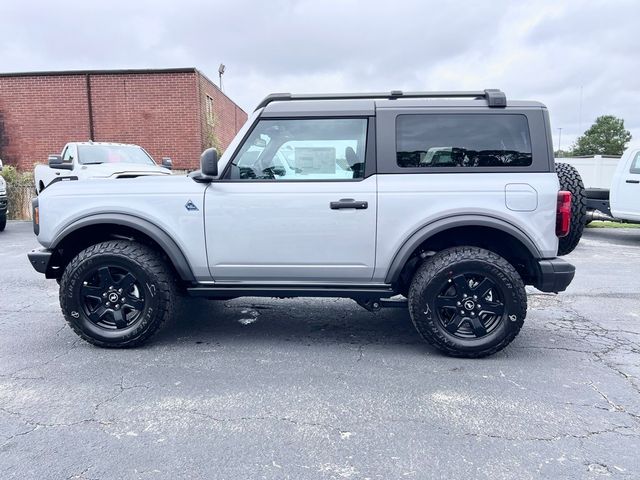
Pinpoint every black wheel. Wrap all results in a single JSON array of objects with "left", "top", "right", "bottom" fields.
[
  {"left": 556, "top": 162, "right": 587, "bottom": 255},
  {"left": 0, "top": 214, "right": 5, "bottom": 232},
  {"left": 59, "top": 240, "right": 176, "bottom": 348},
  {"left": 408, "top": 247, "right": 527, "bottom": 358}
]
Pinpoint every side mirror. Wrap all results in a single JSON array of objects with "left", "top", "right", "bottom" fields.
[
  {"left": 0, "top": 158, "right": 3, "bottom": 172},
  {"left": 49, "top": 154, "right": 73, "bottom": 170},
  {"left": 200, "top": 148, "right": 218, "bottom": 177},
  {"left": 161, "top": 157, "right": 173, "bottom": 170}
]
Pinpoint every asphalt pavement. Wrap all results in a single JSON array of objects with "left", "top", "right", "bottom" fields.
[{"left": 1, "top": 221, "right": 639, "bottom": 479}]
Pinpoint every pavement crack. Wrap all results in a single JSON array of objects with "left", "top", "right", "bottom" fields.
[
  {"left": 93, "top": 376, "right": 151, "bottom": 414},
  {"left": 5, "top": 340, "right": 80, "bottom": 379}
]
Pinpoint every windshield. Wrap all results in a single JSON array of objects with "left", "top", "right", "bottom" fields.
[{"left": 78, "top": 145, "right": 156, "bottom": 165}]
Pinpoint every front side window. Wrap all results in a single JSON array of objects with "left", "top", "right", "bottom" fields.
[
  {"left": 62, "top": 146, "right": 75, "bottom": 163},
  {"left": 630, "top": 151, "right": 640, "bottom": 174},
  {"left": 396, "top": 114, "right": 532, "bottom": 168},
  {"left": 229, "top": 118, "right": 367, "bottom": 180}
]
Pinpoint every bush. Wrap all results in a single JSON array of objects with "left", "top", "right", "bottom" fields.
[{"left": 1, "top": 166, "right": 35, "bottom": 220}]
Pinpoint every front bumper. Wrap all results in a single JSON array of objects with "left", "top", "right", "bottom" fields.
[
  {"left": 534, "top": 258, "right": 575, "bottom": 293},
  {"left": 0, "top": 194, "right": 7, "bottom": 214},
  {"left": 28, "top": 248, "right": 53, "bottom": 274}
]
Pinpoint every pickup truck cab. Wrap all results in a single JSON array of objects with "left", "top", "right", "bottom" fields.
[
  {"left": 34, "top": 142, "right": 172, "bottom": 194},
  {"left": 558, "top": 147, "right": 640, "bottom": 224},
  {"left": 610, "top": 146, "right": 640, "bottom": 222}
]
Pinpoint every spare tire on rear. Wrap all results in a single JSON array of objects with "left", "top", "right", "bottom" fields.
[{"left": 555, "top": 162, "right": 587, "bottom": 256}]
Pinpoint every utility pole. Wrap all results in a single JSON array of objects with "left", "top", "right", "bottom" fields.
[
  {"left": 557, "top": 128, "right": 562, "bottom": 155},
  {"left": 578, "top": 85, "right": 583, "bottom": 133}
]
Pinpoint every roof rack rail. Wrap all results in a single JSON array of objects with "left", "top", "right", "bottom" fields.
[{"left": 255, "top": 89, "right": 507, "bottom": 110}]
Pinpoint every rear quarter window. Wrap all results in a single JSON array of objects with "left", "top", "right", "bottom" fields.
[{"left": 396, "top": 114, "right": 532, "bottom": 169}]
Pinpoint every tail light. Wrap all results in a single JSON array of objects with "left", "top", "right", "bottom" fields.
[{"left": 556, "top": 191, "right": 571, "bottom": 237}]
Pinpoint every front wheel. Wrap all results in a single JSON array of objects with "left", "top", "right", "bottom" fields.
[
  {"left": 0, "top": 214, "right": 6, "bottom": 232},
  {"left": 59, "top": 240, "right": 176, "bottom": 347},
  {"left": 408, "top": 246, "right": 527, "bottom": 358}
]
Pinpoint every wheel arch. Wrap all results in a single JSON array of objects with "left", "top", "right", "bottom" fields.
[
  {"left": 49, "top": 213, "right": 196, "bottom": 283},
  {"left": 385, "top": 215, "right": 542, "bottom": 285}
]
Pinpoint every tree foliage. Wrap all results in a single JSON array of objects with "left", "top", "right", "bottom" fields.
[{"left": 572, "top": 115, "right": 632, "bottom": 156}]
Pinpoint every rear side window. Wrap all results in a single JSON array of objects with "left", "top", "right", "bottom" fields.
[
  {"left": 396, "top": 114, "right": 532, "bottom": 168},
  {"left": 630, "top": 152, "right": 640, "bottom": 174}
]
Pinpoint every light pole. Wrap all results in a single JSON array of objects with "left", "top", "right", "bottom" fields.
[{"left": 218, "top": 64, "right": 226, "bottom": 91}]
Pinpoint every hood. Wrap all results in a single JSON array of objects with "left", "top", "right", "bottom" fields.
[{"left": 79, "top": 162, "right": 171, "bottom": 178}]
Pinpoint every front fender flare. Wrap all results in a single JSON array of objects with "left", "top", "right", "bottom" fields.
[{"left": 50, "top": 213, "right": 196, "bottom": 282}]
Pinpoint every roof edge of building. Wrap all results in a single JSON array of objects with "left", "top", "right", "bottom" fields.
[{"left": 0, "top": 67, "right": 198, "bottom": 78}]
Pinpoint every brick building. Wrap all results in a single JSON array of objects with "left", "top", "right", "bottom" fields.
[{"left": 0, "top": 68, "right": 247, "bottom": 171}]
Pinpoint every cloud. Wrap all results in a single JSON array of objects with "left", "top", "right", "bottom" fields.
[{"left": 1, "top": 0, "right": 639, "bottom": 148}]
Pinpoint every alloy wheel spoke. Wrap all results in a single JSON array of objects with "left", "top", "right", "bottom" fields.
[
  {"left": 89, "top": 305, "right": 108, "bottom": 323},
  {"left": 97, "top": 267, "right": 114, "bottom": 287},
  {"left": 472, "top": 278, "right": 494, "bottom": 298},
  {"left": 445, "top": 314, "right": 466, "bottom": 334},
  {"left": 482, "top": 301, "right": 505, "bottom": 317},
  {"left": 112, "top": 309, "right": 127, "bottom": 329},
  {"left": 124, "top": 297, "right": 145, "bottom": 311},
  {"left": 469, "top": 317, "right": 488, "bottom": 337},
  {"left": 118, "top": 273, "right": 136, "bottom": 291},
  {"left": 81, "top": 285, "right": 104, "bottom": 299},
  {"left": 452, "top": 275, "right": 469, "bottom": 297},
  {"left": 435, "top": 296, "right": 459, "bottom": 309}
]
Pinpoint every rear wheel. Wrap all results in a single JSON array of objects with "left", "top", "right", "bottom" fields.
[
  {"left": 60, "top": 240, "right": 176, "bottom": 347},
  {"left": 556, "top": 162, "right": 587, "bottom": 255},
  {"left": 408, "top": 247, "right": 526, "bottom": 358}
]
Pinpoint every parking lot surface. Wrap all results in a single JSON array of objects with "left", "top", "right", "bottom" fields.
[{"left": 1, "top": 221, "right": 639, "bottom": 479}]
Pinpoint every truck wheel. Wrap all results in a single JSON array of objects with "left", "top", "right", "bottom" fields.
[
  {"left": 0, "top": 214, "right": 6, "bottom": 232},
  {"left": 408, "top": 247, "right": 526, "bottom": 358},
  {"left": 556, "top": 162, "right": 587, "bottom": 255},
  {"left": 59, "top": 240, "right": 176, "bottom": 348}
]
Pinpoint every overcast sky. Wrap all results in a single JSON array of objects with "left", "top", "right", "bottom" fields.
[{"left": 1, "top": 0, "right": 639, "bottom": 149}]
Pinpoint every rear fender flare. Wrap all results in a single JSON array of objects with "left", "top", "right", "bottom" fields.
[{"left": 385, "top": 214, "right": 542, "bottom": 284}]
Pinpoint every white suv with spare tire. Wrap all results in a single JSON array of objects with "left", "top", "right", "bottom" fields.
[{"left": 28, "top": 89, "right": 576, "bottom": 357}]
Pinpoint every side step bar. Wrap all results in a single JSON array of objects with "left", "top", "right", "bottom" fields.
[{"left": 186, "top": 284, "right": 396, "bottom": 300}]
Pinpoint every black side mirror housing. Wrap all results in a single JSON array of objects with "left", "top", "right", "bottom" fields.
[
  {"left": 49, "top": 154, "right": 73, "bottom": 170},
  {"left": 200, "top": 148, "right": 219, "bottom": 177},
  {"left": 161, "top": 157, "right": 173, "bottom": 170}
]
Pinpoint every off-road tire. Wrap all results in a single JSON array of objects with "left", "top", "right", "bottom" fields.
[
  {"left": 408, "top": 247, "right": 527, "bottom": 358},
  {"left": 59, "top": 240, "right": 176, "bottom": 348},
  {"left": 0, "top": 214, "right": 6, "bottom": 232},
  {"left": 556, "top": 162, "right": 587, "bottom": 255}
]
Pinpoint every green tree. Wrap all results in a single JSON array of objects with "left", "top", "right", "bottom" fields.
[{"left": 572, "top": 115, "right": 632, "bottom": 156}]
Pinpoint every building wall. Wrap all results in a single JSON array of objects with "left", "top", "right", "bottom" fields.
[
  {"left": 198, "top": 73, "right": 248, "bottom": 154},
  {"left": 0, "top": 69, "right": 247, "bottom": 172},
  {"left": 0, "top": 75, "right": 91, "bottom": 171},
  {"left": 88, "top": 72, "right": 202, "bottom": 169}
]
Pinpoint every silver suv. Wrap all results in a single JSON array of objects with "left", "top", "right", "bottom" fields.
[{"left": 28, "top": 89, "right": 575, "bottom": 357}]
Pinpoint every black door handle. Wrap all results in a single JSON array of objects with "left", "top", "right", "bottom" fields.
[
  {"left": 330, "top": 198, "right": 368, "bottom": 210},
  {"left": 626, "top": 179, "right": 639, "bottom": 184}
]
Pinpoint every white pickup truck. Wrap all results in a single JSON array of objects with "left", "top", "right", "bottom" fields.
[
  {"left": 34, "top": 142, "right": 173, "bottom": 194},
  {"left": 557, "top": 148, "right": 640, "bottom": 223}
]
